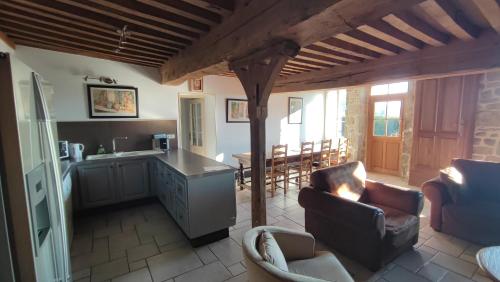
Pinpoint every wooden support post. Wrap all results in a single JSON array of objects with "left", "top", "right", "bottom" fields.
[{"left": 229, "top": 41, "right": 299, "bottom": 227}]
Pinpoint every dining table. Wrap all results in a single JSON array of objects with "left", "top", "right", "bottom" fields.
[{"left": 232, "top": 147, "right": 336, "bottom": 189}]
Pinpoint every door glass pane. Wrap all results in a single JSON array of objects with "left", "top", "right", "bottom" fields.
[
  {"left": 371, "top": 84, "right": 388, "bottom": 96},
  {"left": 387, "top": 101, "right": 401, "bottom": 118},
  {"left": 374, "top": 102, "right": 387, "bottom": 118},
  {"left": 387, "top": 119, "right": 400, "bottom": 136},
  {"left": 373, "top": 120, "right": 386, "bottom": 136},
  {"left": 388, "top": 82, "right": 409, "bottom": 94}
]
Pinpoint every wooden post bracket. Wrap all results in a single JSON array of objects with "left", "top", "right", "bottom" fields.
[{"left": 229, "top": 41, "right": 300, "bottom": 227}]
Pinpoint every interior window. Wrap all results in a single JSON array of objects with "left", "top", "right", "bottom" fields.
[
  {"left": 373, "top": 100, "right": 402, "bottom": 137},
  {"left": 324, "top": 89, "right": 347, "bottom": 140},
  {"left": 371, "top": 81, "right": 408, "bottom": 96}
]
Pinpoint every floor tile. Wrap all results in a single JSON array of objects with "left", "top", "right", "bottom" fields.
[
  {"left": 173, "top": 261, "right": 232, "bottom": 282},
  {"left": 72, "top": 268, "right": 91, "bottom": 280},
  {"left": 147, "top": 246, "right": 203, "bottom": 281},
  {"left": 225, "top": 272, "right": 248, "bottom": 282},
  {"left": 109, "top": 230, "right": 140, "bottom": 253},
  {"left": 194, "top": 246, "right": 218, "bottom": 265},
  {"left": 432, "top": 252, "right": 477, "bottom": 277},
  {"left": 127, "top": 242, "right": 159, "bottom": 262},
  {"left": 94, "top": 224, "right": 122, "bottom": 239},
  {"left": 112, "top": 268, "right": 152, "bottom": 282},
  {"left": 394, "top": 248, "right": 435, "bottom": 272},
  {"left": 228, "top": 262, "right": 246, "bottom": 276},
  {"left": 440, "top": 272, "right": 475, "bottom": 282},
  {"left": 425, "top": 236, "right": 468, "bottom": 257},
  {"left": 383, "top": 266, "right": 428, "bottom": 282},
  {"left": 129, "top": 259, "right": 147, "bottom": 272},
  {"left": 91, "top": 257, "right": 129, "bottom": 282},
  {"left": 208, "top": 238, "right": 244, "bottom": 267},
  {"left": 417, "top": 263, "right": 448, "bottom": 281},
  {"left": 71, "top": 234, "right": 93, "bottom": 257}
]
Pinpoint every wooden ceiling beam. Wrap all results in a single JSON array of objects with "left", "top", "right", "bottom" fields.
[
  {"left": 471, "top": 0, "right": 500, "bottom": 34},
  {"left": 1, "top": 1, "right": 185, "bottom": 50},
  {"left": 182, "top": 0, "right": 234, "bottom": 17},
  {"left": 284, "top": 63, "right": 317, "bottom": 71},
  {"left": 383, "top": 12, "right": 449, "bottom": 47},
  {"left": 0, "top": 30, "right": 16, "bottom": 49},
  {"left": 87, "top": 0, "right": 210, "bottom": 33},
  {"left": 138, "top": 0, "right": 222, "bottom": 26},
  {"left": 0, "top": 16, "right": 174, "bottom": 59},
  {"left": 273, "top": 31, "right": 500, "bottom": 93},
  {"left": 55, "top": 0, "right": 198, "bottom": 41},
  {"left": 161, "top": 0, "right": 426, "bottom": 84},
  {"left": 357, "top": 20, "right": 424, "bottom": 51},
  {"left": 301, "top": 45, "right": 363, "bottom": 63},
  {"left": 419, "top": 0, "right": 479, "bottom": 40},
  {"left": 290, "top": 58, "right": 333, "bottom": 69},
  {"left": 316, "top": 38, "right": 381, "bottom": 60},
  {"left": 13, "top": 39, "right": 162, "bottom": 67},
  {"left": 295, "top": 52, "right": 344, "bottom": 66},
  {"left": 10, "top": 0, "right": 191, "bottom": 46},
  {"left": 0, "top": 7, "right": 176, "bottom": 56},
  {"left": 336, "top": 30, "right": 402, "bottom": 56},
  {"left": 6, "top": 31, "right": 165, "bottom": 64}
]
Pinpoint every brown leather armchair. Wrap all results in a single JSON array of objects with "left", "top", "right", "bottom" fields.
[
  {"left": 423, "top": 158, "right": 500, "bottom": 245},
  {"left": 299, "top": 162, "right": 423, "bottom": 271}
]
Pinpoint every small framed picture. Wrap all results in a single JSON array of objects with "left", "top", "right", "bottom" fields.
[
  {"left": 226, "top": 99, "right": 249, "bottom": 123},
  {"left": 288, "top": 97, "right": 303, "bottom": 124},
  {"left": 189, "top": 77, "right": 203, "bottom": 92},
  {"left": 87, "top": 85, "right": 139, "bottom": 118}
]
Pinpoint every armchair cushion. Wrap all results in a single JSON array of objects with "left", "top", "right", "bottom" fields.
[
  {"left": 450, "top": 159, "right": 500, "bottom": 203},
  {"left": 287, "top": 251, "right": 353, "bottom": 282},
  {"left": 258, "top": 231, "right": 288, "bottom": 272},
  {"left": 363, "top": 181, "right": 424, "bottom": 216},
  {"left": 370, "top": 203, "right": 419, "bottom": 247},
  {"left": 311, "top": 161, "right": 366, "bottom": 201},
  {"left": 439, "top": 168, "right": 470, "bottom": 204}
]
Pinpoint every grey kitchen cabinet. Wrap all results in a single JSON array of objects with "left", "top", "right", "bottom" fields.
[
  {"left": 77, "top": 162, "right": 116, "bottom": 208},
  {"left": 116, "top": 159, "right": 150, "bottom": 201}
]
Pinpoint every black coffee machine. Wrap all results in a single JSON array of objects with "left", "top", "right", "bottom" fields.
[{"left": 152, "top": 133, "right": 170, "bottom": 151}]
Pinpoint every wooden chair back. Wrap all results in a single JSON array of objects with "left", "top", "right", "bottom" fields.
[
  {"left": 271, "top": 144, "right": 288, "bottom": 173},
  {"left": 331, "top": 137, "right": 350, "bottom": 165},
  {"left": 318, "top": 139, "right": 332, "bottom": 168},
  {"left": 299, "top": 141, "right": 314, "bottom": 171}
]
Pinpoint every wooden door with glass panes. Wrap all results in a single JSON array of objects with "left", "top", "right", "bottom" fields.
[
  {"left": 188, "top": 99, "right": 205, "bottom": 156},
  {"left": 367, "top": 82, "right": 407, "bottom": 175}
]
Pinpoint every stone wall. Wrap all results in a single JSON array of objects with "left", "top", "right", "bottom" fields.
[
  {"left": 472, "top": 70, "right": 500, "bottom": 162},
  {"left": 401, "top": 82, "right": 416, "bottom": 178},
  {"left": 345, "top": 86, "right": 369, "bottom": 162}
]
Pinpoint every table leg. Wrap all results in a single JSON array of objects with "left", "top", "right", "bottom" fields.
[{"left": 239, "top": 162, "right": 245, "bottom": 190}]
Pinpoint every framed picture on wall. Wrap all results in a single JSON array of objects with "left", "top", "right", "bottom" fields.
[
  {"left": 288, "top": 97, "right": 303, "bottom": 124},
  {"left": 189, "top": 77, "right": 203, "bottom": 92},
  {"left": 226, "top": 98, "right": 249, "bottom": 123},
  {"left": 87, "top": 85, "right": 139, "bottom": 118}
]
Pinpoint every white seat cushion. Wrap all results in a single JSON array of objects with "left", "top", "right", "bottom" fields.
[
  {"left": 258, "top": 231, "right": 289, "bottom": 272},
  {"left": 287, "top": 251, "right": 353, "bottom": 281}
]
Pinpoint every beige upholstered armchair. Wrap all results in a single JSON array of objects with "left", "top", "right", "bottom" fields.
[{"left": 242, "top": 226, "right": 353, "bottom": 282}]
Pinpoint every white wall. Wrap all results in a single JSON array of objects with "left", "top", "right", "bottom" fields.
[
  {"left": 203, "top": 75, "right": 326, "bottom": 166},
  {"left": 14, "top": 46, "right": 187, "bottom": 121}
]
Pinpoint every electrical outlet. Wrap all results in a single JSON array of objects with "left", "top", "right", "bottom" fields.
[{"left": 166, "top": 134, "right": 176, "bottom": 139}]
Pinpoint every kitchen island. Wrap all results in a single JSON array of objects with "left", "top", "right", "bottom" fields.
[{"left": 67, "top": 149, "right": 236, "bottom": 246}]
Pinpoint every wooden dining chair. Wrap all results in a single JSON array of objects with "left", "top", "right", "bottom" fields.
[
  {"left": 267, "top": 144, "right": 288, "bottom": 197},
  {"left": 331, "top": 138, "right": 350, "bottom": 166},
  {"left": 288, "top": 141, "right": 314, "bottom": 189},
  {"left": 313, "top": 139, "right": 332, "bottom": 169}
]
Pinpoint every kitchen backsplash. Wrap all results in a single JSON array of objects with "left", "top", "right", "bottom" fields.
[{"left": 57, "top": 120, "right": 178, "bottom": 157}]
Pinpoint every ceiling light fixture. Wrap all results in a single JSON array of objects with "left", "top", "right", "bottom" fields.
[{"left": 115, "top": 25, "right": 131, "bottom": 53}]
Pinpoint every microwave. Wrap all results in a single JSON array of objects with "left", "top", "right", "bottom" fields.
[{"left": 58, "top": 140, "right": 69, "bottom": 159}]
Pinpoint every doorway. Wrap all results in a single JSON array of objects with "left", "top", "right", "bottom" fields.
[
  {"left": 367, "top": 82, "right": 408, "bottom": 175},
  {"left": 178, "top": 93, "right": 217, "bottom": 158}
]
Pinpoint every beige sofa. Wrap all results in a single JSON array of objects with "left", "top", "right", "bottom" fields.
[{"left": 243, "top": 226, "right": 354, "bottom": 282}]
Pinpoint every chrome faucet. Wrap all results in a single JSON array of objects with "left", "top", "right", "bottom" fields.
[{"left": 112, "top": 136, "right": 128, "bottom": 153}]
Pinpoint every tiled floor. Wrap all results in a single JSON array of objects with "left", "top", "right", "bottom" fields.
[{"left": 71, "top": 174, "right": 494, "bottom": 282}]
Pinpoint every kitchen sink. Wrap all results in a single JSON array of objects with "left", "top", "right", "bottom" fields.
[{"left": 86, "top": 150, "right": 164, "bottom": 160}]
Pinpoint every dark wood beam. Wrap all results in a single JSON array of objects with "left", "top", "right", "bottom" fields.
[
  {"left": 1, "top": 1, "right": 185, "bottom": 51},
  {"left": 138, "top": 0, "right": 222, "bottom": 25},
  {"left": 289, "top": 58, "right": 330, "bottom": 69},
  {"left": 55, "top": 0, "right": 199, "bottom": 40},
  {"left": 357, "top": 20, "right": 424, "bottom": 51},
  {"left": 14, "top": 39, "right": 162, "bottom": 67},
  {"left": 11, "top": 0, "right": 191, "bottom": 46},
  {"left": 296, "top": 51, "right": 345, "bottom": 66},
  {"left": 273, "top": 31, "right": 500, "bottom": 93},
  {"left": 161, "top": 0, "right": 425, "bottom": 84},
  {"left": 383, "top": 12, "right": 449, "bottom": 47},
  {"left": 419, "top": 0, "right": 479, "bottom": 40},
  {"left": 336, "top": 30, "right": 402, "bottom": 56},
  {"left": 301, "top": 45, "right": 363, "bottom": 63},
  {"left": 229, "top": 41, "right": 300, "bottom": 227},
  {"left": 182, "top": 0, "right": 234, "bottom": 16},
  {"left": 0, "top": 30, "right": 15, "bottom": 49},
  {"left": 316, "top": 38, "right": 381, "bottom": 60},
  {"left": 471, "top": 0, "right": 500, "bottom": 34},
  {"left": 87, "top": 0, "right": 210, "bottom": 33}
]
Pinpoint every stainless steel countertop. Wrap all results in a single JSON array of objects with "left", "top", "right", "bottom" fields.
[{"left": 61, "top": 149, "right": 236, "bottom": 179}]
